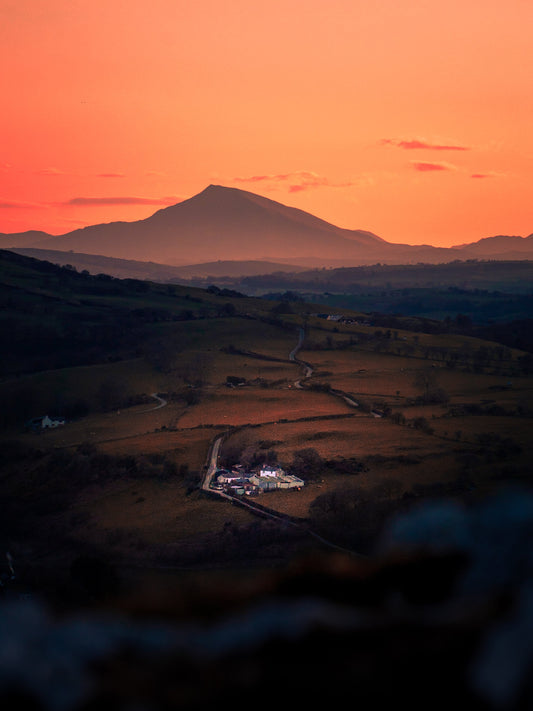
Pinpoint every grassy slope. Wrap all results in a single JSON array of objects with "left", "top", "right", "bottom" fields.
[{"left": 1, "top": 249, "right": 532, "bottom": 593}]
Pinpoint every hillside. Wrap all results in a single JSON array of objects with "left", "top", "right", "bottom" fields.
[
  {"left": 0, "top": 248, "right": 285, "bottom": 378},
  {"left": 8, "top": 248, "right": 308, "bottom": 280},
  {"left": 1, "top": 249, "right": 532, "bottom": 711}
]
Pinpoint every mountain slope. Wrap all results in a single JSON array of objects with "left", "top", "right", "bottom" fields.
[{"left": 23, "top": 185, "right": 387, "bottom": 264}]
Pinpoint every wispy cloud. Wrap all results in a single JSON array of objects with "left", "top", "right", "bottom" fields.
[
  {"left": 234, "top": 174, "right": 280, "bottom": 183},
  {"left": 382, "top": 138, "right": 469, "bottom": 151},
  {"left": 411, "top": 161, "right": 454, "bottom": 172},
  {"left": 233, "top": 170, "right": 357, "bottom": 193},
  {"left": 64, "top": 196, "right": 179, "bottom": 207},
  {"left": 0, "top": 199, "right": 42, "bottom": 209},
  {"left": 37, "top": 167, "right": 66, "bottom": 176}
]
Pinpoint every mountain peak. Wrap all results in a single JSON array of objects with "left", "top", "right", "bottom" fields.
[
  {"left": 22, "top": 185, "right": 387, "bottom": 263},
  {"left": 10, "top": 184, "right": 532, "bottom": 266},
  {"left": 201, "top": 183, "right": 225, "bottom": 193}
]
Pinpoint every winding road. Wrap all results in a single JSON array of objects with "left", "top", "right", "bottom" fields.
[
  {"left": 202, "top": 434, "right": 225, "bottom": 493},
  {"left": 137, "top": 393, "right": 168, "bottom": 413},
  {"left": 291, "top": 327, "right": 314, "bottom": 388},
  {"left": 198, "top": 328, "right": 366, "bottom": 557}
]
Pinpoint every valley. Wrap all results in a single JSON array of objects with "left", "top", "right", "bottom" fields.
[
  {"left": 1, "top": 248, "right": 532, "bottom": 600},
  {"left": 1, "top": 247, "right": 532, "bottom": 711}
]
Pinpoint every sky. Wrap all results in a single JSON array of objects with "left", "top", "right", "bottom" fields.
[{"left": 1, "top": 0, "right": 532, "bottom": 246}]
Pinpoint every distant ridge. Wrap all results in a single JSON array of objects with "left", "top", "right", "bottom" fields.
[
  {"left": 452, "top": 234, "right": 533, "bottom": 258},
  {"left": 9, "top": 248, "right": 307, "bottom": 281},
  {"left": 0, "top": 230, "right": 54, "bottom": 249},
  {"left": 1, "top": 185, "right": 532, "bottom": 267}
]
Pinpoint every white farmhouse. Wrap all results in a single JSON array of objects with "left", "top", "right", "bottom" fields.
[
  {"left": 216, "top": 470, "right": 245, "bottom": 484},
  {"left": 26, "top": 415, "right": 65, "bottom": 432},
  {"left": 259, "top": 466, "right": 283, "bottom": 478},
  {"left": 42, "top": 415, "right": 65, "bottom": 428}
]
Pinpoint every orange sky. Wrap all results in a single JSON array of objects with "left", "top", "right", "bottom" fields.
[{"left": 1, "top": 0, "right": 532, "bottom": 246}]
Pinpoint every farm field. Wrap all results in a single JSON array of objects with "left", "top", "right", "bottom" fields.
[
  {"left": 176, "top": 386, "right": 354, "bottom": 428},
  {"left": 5, "top": 318, "right": 532, "bottom": 566},
  {"left": 69, "top": 477, "right": 255, "bottom": 549},
  {"left": 1, "top": 251, "right": 532, "bottom": 596}
]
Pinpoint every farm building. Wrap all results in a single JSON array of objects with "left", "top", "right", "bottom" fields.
[
  {"left": 249, "top": 473, "right": 304, "bottom": 491},
  {"left": 258, "top": 465, "right": 288, "bottom": 478},
  {"left": 277, "top": 474, "right": 305, "bottom": 490},
  {"left": 249, "top": 475, "right": 279, "bottom": 491},
  {"left": 214, "top": 462, "right": 305, "bottom": 495},
  {"left": 216, "top": 469, "right": 248, "bottom": 485}
]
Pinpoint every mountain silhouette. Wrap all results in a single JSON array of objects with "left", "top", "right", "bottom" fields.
[
  {"left": 0, "top": 185, "right": 531, "bottom": 266},
  {"left": 0, "top": 230, "right": 55, "bottom": 249},
  {"left": 2, "top": 186, "right": 386, "bottom": 264},
  {"left": 452, "top": 233, "right": 533, "bottom": 259}
]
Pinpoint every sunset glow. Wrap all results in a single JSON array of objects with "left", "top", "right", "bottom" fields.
[{"left": 2, "top": 0, "right": 532, "bottom": 246}]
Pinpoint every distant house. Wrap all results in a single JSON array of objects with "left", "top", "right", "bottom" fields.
[
  {"left": 259, "top": 466, "right": 282, "bottom": 478},
  {"left": 25, "top": 415, "right": 65, "bottom": 432},
  {"left": 217, "top": 470, "right": 246, "bottom": 485},
  {"left": 217, "top": 463, "right": 305, "bottom": 495}
]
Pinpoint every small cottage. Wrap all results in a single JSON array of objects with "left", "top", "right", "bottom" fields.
[{"left": 25, "top": 415, "right": 65, "bottom": 432}]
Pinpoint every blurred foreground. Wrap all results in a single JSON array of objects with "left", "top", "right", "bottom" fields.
[{"left": 1, "top": 486, "right": 532, "bottom": 711}]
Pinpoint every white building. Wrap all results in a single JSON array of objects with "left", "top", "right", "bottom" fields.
[
  {"left": 26, "top": 415, "right": 65, "bottom": 431},
  {"left": 216, "top": 470, "right": 245, "bottom": 484},
  {"left": 259, "top": 464, "right": 291, "bottom": 478}
]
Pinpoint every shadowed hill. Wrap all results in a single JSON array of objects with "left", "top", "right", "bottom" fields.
[{"left": 8, "top": 249, "right": 309, "bottom": 281}]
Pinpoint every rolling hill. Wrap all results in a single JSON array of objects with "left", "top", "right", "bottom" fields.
[{"left": 8, "top": 249, "right": 308, "bottom": 281}]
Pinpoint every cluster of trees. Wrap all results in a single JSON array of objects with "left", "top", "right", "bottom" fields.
[
  {"left": 219, "top": 439, "right": 279, "bottom": 470},
  {"left": 288, "top": 448, "right": 367, "bottom": 480},
  {"left": 305, "top": 325, "right": 525, "bottom": 375},
  {"left": 237, "top": 261, "right": 533, "bottom": 294}
]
